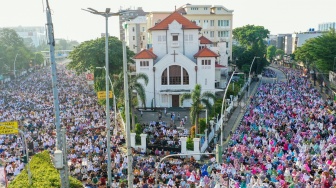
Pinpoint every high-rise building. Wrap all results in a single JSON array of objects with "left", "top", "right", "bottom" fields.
[
  {"left": 124, "top": 16, "right": 147, "bottom": 53},
  {"left": 318, "top": 22, "right": 336, "bottom": 32},
  {"left": 118, "top": 7, "right": 147, "bottom": 41}
]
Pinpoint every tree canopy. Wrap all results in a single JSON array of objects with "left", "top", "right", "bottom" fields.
[
  {"left": 232, "top": 25, "right": 270, "bottom": 74},
  {"left": 0, "top": 28, "right": 36, "bottom": 75},
  {"left": 266, "top": 45, "right": 276, "bottom": 62},
  {"left": 293, "top": 29, "right": 336, "bottom": 72},
  {"left": 180, "top": 84, "right": 216, "bottom": 136},
  {"left": 67, "top": 36, "right": 135, "bottom": 76}
]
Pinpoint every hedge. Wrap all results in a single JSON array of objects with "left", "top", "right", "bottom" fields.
[{"left": 9, "top": 150, "right": 83, "bottom": 188}]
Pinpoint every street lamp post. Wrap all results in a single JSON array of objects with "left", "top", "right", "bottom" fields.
[
  {"left": 220, "top": 71, "right": 244, "bottom": 152},
  {"left": 248, "top": 56, "right": 260, "bottom": 98},
  {"left": 82, "top": 8, "right": 121, "bottom": 187},
  {"left": 96, "top": 66, "right": 118, "bottom": 134},
  {"left": 13, "top": 53, "right": 19, "bottom": 78}
]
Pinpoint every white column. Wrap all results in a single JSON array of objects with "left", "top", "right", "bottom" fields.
[
  {"left": 140, "top": 133, "right": 147, "bottom": 152},
  {"left": 193, "top": 138, "right": 200, "bottom": 160},
  {"left": 180, "top": 137, "right": 188, "bottom": 154},
  {"left": 130, "top": 133, "right": 136, "bottom": 147}
]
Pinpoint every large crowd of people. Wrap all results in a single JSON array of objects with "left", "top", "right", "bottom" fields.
[
  {"left": 1, "top": 63, "right": 336, "bottom": 187},
  {"left": 220, "top": 67, "right": 336, "bottom": 187}
]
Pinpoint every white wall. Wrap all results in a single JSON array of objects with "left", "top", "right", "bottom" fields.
[{"left": 152, "top": 30, "right": 168, "bottom": 60}]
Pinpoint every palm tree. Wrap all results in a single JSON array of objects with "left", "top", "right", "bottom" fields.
[
  {"left": 115, "top": 72, "right": 148, "bottom": 130},
  {"left": 180, "top": 84, "right": 216, "bottom": 137}
]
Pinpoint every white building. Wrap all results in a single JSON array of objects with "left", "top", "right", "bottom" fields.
[
  {"left": 133, "top": 12, "right": 225, "bottom": 108},
  {"left": 144, "top": 4, "right": 233, "bottom": 67},
  {"left": 123, "top": 16, "right": 148, "bottom": 53},
  {"left": 8, "top": 26, "right": 46, "bottom": 47},
  {"left": 291, "top": 31, "right": 323, "bottom": 53},
  {"left": 318, "top": 22, "right": 336, "bottom": 32}
]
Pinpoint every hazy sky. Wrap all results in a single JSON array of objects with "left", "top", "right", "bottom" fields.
[{"left": 0, "top": 0, "right": 335, "bottom": 42}]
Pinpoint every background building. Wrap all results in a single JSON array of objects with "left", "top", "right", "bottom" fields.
[
  {"left": 124, "top": 16, "right": 147, "bottom": 53},
  {"left": 291, "top": 30, "right": 323, "bottom": 53},
  {"left": 318, "top": 22, "right": 336, "bottom": 32},
  {"left": 118, "top": 7, "right": 147, "bottom": 41},
  {"left": 8, "top": 26, "right": 46, "bottom": 47}
]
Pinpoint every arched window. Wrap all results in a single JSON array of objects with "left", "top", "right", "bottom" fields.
[
  {"left": 183, "top": 68, "right": 189, "bottom": 85},
  {"left": 161, "top": 66, "right": 189, "bottom": 85},
  {"left": 169, "top": 65, "right": 181, "bottom": 85},
  {"left": 161, "top": 68, "right": 168, "bottom": 85}
]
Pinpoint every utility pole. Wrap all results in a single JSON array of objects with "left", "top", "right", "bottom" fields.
[
  {"left": 45, "top": 1, "right": 68, "bottom": 187},
  {"left": 62, "top": 128, "right": 70, "bottom": 188},
  {"left": 123, "top": 41, "right": 133, "bottom": 188}
]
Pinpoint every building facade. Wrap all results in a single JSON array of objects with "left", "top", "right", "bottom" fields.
[
  {"left": 124, "top": 16, "right": 147, "bottom": 53},
  {"left": 178, "top": 4, "right": 234, "bottom": 62},
  {"left": 133, "top": 12, "right": 225, "bottom": 108},
  {"left": 144, "top": 4, "right": 234, "bottom": 66},
  {"left": 118, "top": 7, "right": 147, "bottom": 41},
  {"left": 291, "top": 31, "right": 323, "bottom": 53},
  {"left": 318, "top": 22, "right": 336, "bottom": 32},
  {"left": 8, "top": 26, "right": 46, "bottom": 47}
]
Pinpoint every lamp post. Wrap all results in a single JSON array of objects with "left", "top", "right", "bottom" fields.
[
  {"left": 4, "top": 126, "right": 32, "bottom": 185},
  {"left": 13, "top": 53, "right": 19, "bottom": 78},
  {"left": 96, "top": 66, "right": 118, "bottom": 133},
  {"left": 220, "top": 71, "right": 244, "bottom": 152},
  {"left": 82, "top": 8, "right": 122, "bottom": 187},
  {"left": 248, "top": 56, "right": 260, "bottom": 98}
]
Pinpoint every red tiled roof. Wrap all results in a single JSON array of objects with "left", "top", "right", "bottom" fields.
[
  {"left": 194, "top": 47, "right": 219, "bottom": 58},
  {"left": 133, "top": 49, "right": 157, "bottom": 59},
  {"left": 199, "top": 36, "right": 213, "bottom": 44},
  {"left": 149, "top": 11, "right": 202, "bottom": 30}
]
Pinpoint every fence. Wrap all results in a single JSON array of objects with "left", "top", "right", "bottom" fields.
[{"left": 200, "top": 83, "right": 247, "bottom": 153}]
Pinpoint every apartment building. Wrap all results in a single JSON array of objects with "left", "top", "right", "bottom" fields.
[
  {"left": 118, "top": 7, "right": 147, "bottom": 41},
  {"left": 124, "top": 16, "right": 147, "bottom": 53}
]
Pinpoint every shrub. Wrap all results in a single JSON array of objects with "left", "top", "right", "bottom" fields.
[
  {"left": 134, "top": 123, "right": 143, "bottom": 145},
  {"left": 9, "top": 150, "right": 83, "bottom": 188},
  {"left": 199, "top": 118, "right": 206, "bottom": 134},
  {"left": 186, "top": 137, "right": 194, "bottom": 151}
]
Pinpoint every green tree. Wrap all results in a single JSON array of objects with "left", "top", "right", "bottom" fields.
[
  {"left": 267, "top": 45, "right": 276, "bottom": 62},
  {"left": 114, "top": 72, "right": 149, "bottom": 130},
  {"left": 232, "top": 25, "right": 270, "bottom": 74},
  {"left": 275, "top": 49, "right": 284, "bottom": 59},
  {"left": 67, "top": 36, "right": 135, "bottom": 76},
  {"left": 294, "top": 29, "right": 336, "bottom": 72},
  {"left": 0, "top": 28, "right": 34, "bottom": 75},
  {"left": 180, "top": 84, "right": 216, "bottom": 137}
]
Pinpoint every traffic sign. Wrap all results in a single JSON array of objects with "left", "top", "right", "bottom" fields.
[
  {"left": 0, "top": 121, "right": 19, "bottom": 134},
  {"left": 97, "top": 91, "right": 113, "bottom": 99}
]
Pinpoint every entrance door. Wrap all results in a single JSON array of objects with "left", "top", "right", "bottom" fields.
[{"left": 172, "top": 95, "right": 179, "bottom": 107}]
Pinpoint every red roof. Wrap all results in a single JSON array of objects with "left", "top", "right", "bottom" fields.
[
  {"left": 194, "top": 47, "right": 219, "bottom": 58},
  {"left": 133, "top": 49, "right": 157, "bottom": 59},
  {"left": 149, "top": 11, "right": 201, "bottom": 30},
  {"left": 199, "top": 36, "right": 213, "bottom": 44}
]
